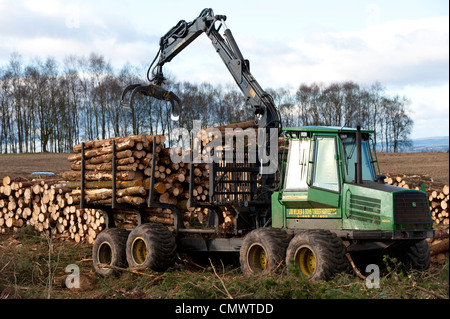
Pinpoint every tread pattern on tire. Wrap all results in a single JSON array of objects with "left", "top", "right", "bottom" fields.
[
  {"left": 405, "top": 239, "right": 431, "bottom": 270},
  {"left": 240, "top": 227, "right": 292, "bottom": 276},
  {"left": 92, "top": 228, "right": 130, "bottom": 277},
  {"left": 286, "top": 230, "right": 348, "bottom": 282},
  {"left": 126, "top": 223, "right": 177, "bottom": 272}
]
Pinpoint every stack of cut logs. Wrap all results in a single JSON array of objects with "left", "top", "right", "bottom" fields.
[
  {"left": 0, "top": 175, "right": 105, "bottom": 243},
  {"left": 384, "top": 174, "right": 449, "bottom": 225},
  {"left": 63, "top": 134, "right": 213, "bottom": 228},
  {"left": 198, "top": 120, "right": 286, "bottom": 153},
  {"left": 427, "top": 185, "right": 449, "bottom": 225},
  {"left": 427, "top": 228, "right": 449, "bottom": 265}
]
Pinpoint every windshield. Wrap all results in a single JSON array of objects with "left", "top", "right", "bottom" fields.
[{"left": 341, "top": 135, "right": 376, "bottom": 183}]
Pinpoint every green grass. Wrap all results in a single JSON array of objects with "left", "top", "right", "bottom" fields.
[{"left": 1, "top": 227, "right": 448, "bottom": 300}]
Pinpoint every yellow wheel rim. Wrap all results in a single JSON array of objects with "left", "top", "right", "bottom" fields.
[
  {"left": 248, "top": 244, "right": 267, "bottom": 271},
  {"left": 131, "top": 237, "right": 148, "bottom": 265},
  {"left": 296, "top": 247, "right": 316, "bottom": 277},
  {"left": 98, "top": 242, "right": 113, "bottom": 269}
]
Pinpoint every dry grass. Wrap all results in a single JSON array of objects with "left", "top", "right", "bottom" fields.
[{"left": 1, "top": 227, "right": 448, "bottom": 300}]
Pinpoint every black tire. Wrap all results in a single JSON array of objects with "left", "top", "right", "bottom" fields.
[
  {"left": 92, "top": 228, "right": 129, "bottom": 277},
  {"left": 240, "top": 227, "right": 291, "bottom": 276},
  {"left": 403, "top": 240, "right": 431, "bottom": 271},
  {"left": 126, "top": 223, "right": 177, "bottom": 271},
  {"left": 286, "top": 230, "right": 348, "bottom": 282}
]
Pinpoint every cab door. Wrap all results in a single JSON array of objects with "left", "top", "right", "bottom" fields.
[{"left": 307, "top": 135, "right": 341, "bottom": 209}]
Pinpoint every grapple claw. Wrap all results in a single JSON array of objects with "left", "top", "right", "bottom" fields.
[
  {"left": 120, "top": 83, "right": 182, "bottom": 118},
  {"left": 120, "top": 84, "right": 142, "bottom": 109}
]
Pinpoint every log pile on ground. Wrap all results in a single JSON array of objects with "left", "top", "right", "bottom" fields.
[
  {"left": 427, "top": 228, "right": 449, "bottom": 265},
  {"left": 0, "top": 176, "right": 105, "bottom": 243},
  {"left": 384, "top": 174, "right": 449, "bottom": 225}
]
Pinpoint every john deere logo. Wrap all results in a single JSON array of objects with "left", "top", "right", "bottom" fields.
[{"left": 412, "top": 202, "right": 417, "bottom": 208}]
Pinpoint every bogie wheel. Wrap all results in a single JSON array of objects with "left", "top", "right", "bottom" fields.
[
  {"left": 92, "top": 228, "right": 130, "bottom": 277},
  {"left": 240, "top": 227, "right": 291, "bottom": 276},
  {"left": 286, "top": 230, "right": 347, "bottom": 282},
  {"left": 126, "top": 223, "right": 177, "bottom": 271}
]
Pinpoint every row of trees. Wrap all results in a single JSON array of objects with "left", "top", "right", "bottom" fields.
[{"left": 0, "top": 52, "right": 413, "bottom": 154}]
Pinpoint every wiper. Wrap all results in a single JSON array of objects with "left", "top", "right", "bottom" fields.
[{"left": 347, "top": 137, "right": 356, "bottom": 160}]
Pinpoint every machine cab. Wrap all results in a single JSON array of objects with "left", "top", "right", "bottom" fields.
[{"left": 275, "top": 126, "right": 378, "bottom": 226}]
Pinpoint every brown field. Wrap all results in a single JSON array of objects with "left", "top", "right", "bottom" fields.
[
  {"left": 376, "top": 151, "right": 449, "bottom": 187},
  {"left": 0, "top": 153, "right": 71, "bottom": 181},
  {"left": 0, "top": 151, "right": 448, "bottom": 186}
]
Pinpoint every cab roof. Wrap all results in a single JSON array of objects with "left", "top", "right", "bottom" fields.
[{"left": 283, "top": 126, "right": 374, "bottom": 134}]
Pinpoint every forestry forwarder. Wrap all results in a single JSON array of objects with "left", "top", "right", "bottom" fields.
[{"left": 91, "top": 8, "right": 433, "bottom": 282}]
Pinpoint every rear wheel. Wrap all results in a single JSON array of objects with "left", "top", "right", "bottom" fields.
[
  {"left": 92, "top": 228, "right": 129, "bottom": 277},
  {"left": 286, "top": 230, "right": 347, "bottom": 282},
  {"left": 126, "top": 223, "right": 177, "bottom": 271},
  {"left": 240, "top": 227, "right": 291, "bottom": 276}
]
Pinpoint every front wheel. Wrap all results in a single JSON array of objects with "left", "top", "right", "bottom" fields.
[
  {"left": 286, "top": 230, "right": 348, "bottom": 282},
  {"left": 401, "top": 239, "right": 431, "bottom": 271}
]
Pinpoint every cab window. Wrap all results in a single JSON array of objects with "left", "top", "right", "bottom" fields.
[
  {"left": 311, "top": 136, "right": 340, "bottom": 193},
  {"left": 341, "top": 135, "right": 376, "bottom": 182},
  {"left": 284, "top": 139, "right": 310, "bottom": 191}
]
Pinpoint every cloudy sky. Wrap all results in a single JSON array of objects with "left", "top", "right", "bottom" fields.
[{"left": 0, "top": 0, "right": 448, "bottom": 139}]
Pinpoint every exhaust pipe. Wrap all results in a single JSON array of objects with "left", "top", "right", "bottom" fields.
[{"left": 356, "top": 126, "right": 363, "bottom": 184}]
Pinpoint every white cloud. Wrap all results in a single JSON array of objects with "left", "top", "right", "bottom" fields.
[
  {"left": 24, "top": 0, "right": 63, "bottom": 15},
  {"left": 262, "top": 16, "right": 449, "bottom": 88}
]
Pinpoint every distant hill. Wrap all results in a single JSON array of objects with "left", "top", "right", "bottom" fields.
[
  {"left": 411, "top": 136, "right": 449, "bottom": 152},
  {"left": 375, "top": 136, "right": 449, "bottom": 152}
]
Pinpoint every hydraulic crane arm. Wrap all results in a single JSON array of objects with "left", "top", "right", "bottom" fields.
[{"left": 121, "top": 8, "right": 282, "bottom": 134}]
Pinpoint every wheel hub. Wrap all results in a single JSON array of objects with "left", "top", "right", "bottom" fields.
[
  {"left": 248, "top": 244, "right": 267, "bottom": 272},
  {"left": 296, "top": 246, "right": 316, "bottom": 277},
  {"left": 131, "top": 237, "right": 148, "bottom": 265}
]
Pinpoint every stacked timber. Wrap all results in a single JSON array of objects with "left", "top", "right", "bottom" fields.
[
  {"left": 198, "top": 120, "right": 287, "bottom": 153},
  {"left": 427, "top": 185, "right": 449, "bottom": 225},
  {"left": 63, "top": 134, "right": 211, "bottom": 227},
  {"left": 427, "top": 228, "right": 449, "bottom": 265},
  {"left": 0, "top": 176, "right": 106, "bottom": 243},
  {"left": 384, "top": 174, "right": 449, "bottom": 225}
]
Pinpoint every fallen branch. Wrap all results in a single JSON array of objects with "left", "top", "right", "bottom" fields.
[
  {"left": 209, "top": 258, "right": 233, "bottom": 299},
  {"left": 0, "top": 257, "right": 14, "bottom": 273},
  {"left": 412, "top": 281, "right": 447, "bottom": 299},
  {"left": 177, "top": 255, "right": 206, "bottom": 270},
  {"left": 97, "top": 263, "right": 164, "bottom": 279},
  {"left": 345, "top": 253, "right": 366, "bottom": 280},
  {"left": 76, "top": 258, "right": 93, "bottom": 263}
]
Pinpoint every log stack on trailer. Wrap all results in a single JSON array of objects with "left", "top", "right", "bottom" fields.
[{"left": 63, "top": 134, "right": 215, "bottom": 229}]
